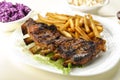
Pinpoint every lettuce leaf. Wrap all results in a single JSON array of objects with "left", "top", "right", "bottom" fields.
[{"left": 33, "top": 54, "right": 72, "bottom": 75}]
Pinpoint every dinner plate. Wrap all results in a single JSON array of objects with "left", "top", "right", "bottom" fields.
[{"left": 10, "top": 11, "right": 120, "bottom": 76}]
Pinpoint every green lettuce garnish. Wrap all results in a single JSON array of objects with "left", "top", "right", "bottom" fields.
[{"left": 33, "top": 54, "right": 72, "bottom": 75}]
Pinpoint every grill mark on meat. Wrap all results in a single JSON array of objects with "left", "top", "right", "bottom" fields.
[{"left": 22, "top": 18, "right": 106, "bottom": 67}]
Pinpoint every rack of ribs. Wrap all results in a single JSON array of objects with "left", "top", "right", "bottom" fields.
[{"left": 21, "top": 18, "right": 106, "bottom": 67}]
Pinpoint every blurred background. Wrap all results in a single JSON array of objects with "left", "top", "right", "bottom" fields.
[{"left": 98, "top": 0, "right": 120, "bottom": 16}]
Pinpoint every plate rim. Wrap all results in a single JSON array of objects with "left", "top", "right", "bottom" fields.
[{"left": 10, "top": 11, "right": 120, "bottom": 76}]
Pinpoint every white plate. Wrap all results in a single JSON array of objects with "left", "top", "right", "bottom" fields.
[{"left": 11, "top": 12, "right": 120, "bottom": 76}]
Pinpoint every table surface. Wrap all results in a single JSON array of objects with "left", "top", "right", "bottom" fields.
[{"left": 0, "top": 0, "right": 120, "bottom": 80}]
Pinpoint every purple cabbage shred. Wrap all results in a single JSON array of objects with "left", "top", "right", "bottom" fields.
[{"left": 0, "top": 0, "right": 31, "bottom": 23}]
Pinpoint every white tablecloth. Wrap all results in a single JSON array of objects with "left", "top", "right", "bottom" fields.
[{"left": 0, "top": 0, "right": 120, "bottom": 80}]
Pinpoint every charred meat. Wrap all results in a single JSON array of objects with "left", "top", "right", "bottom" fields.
[{"left": 21, "top": 18, "right": 106, "bottom": 67}]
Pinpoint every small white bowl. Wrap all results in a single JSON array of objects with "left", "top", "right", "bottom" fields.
[
  {"left": 0, "top": 0, "right": 34, "bottom": 32},
  {"left": 0, "top": 10, "right": 33, "bottom": 32},
  {"left": 67, "top": 0, "right": 109, "bottom": 13}
]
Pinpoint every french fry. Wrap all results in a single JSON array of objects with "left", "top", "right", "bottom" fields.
[
  {"left": 49, "top": 12, "right": 71, "bottom": 17},
  {"left": 69, "top": 18, "right": 75, "bottom": 32},
  {"left": 96, "top": 26, "right": 103, "bottom": 32},
  {"left": 79, "top": 17, "right": 84, "bottom": 27},
  {"left": 75, "top": 17, "right": 90, "bottom": 39},
  {"left": 88, "top": 15, "right": 100, "bottom": 37},
  {"left": 75, "top": 17, "right": 80, "bottom": 28},
  {"left": 61, "top": 31, "right": 72, "bottom": 38},
  {"left": 60, "top": 20, "right": 70, "bottom": 30},
  {"left": 46, "top": 13, "right": 69, "bottom": 21},
  {"left": 70, "top": 32, "right": 76, "bottom": 38},
  {"left": 75, "top": 32, "right": 79, "bottom": 39},
  {"left": 75, "top": 26, "right": 90, "bottom": 40},
  {"left": 84, "top": 15, "right": 90, "bottom": 33},
  {"left": 68, "top": 28, "right": 73, "bottom": 32},
  {"left": 38, "top": 14, "right": 66, "bottom": 24},
  {"left": 88, "top": 32, "right": 94, "bottom": 38}
]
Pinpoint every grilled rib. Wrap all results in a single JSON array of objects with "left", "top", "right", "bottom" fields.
[{"left": 21, "top": 18, "right": 106, "bottom": 67}]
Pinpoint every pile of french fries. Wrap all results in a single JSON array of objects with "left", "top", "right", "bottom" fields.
[{"left": 36, "top": 12, "right": 103, "bottom": 41}]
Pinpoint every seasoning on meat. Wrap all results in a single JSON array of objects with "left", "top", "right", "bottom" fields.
[{"left": 21, "top": 18, "right": 106, "bottom": 67}]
